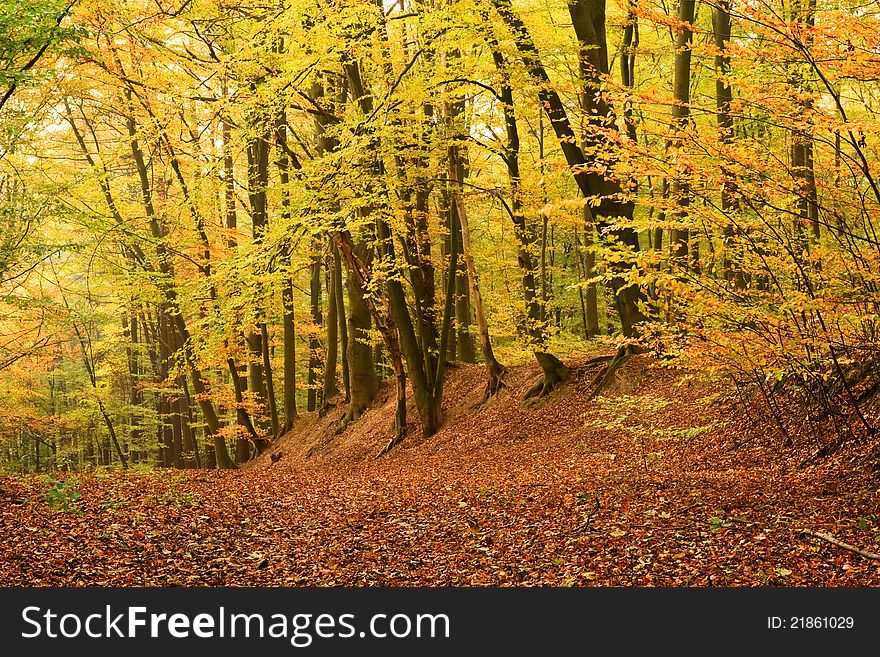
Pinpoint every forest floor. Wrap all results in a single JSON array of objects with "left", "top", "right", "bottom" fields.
[{"left": 2, "top": 353, "right": 880, "bottom": 586}]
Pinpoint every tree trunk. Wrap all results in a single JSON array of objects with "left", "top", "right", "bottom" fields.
[
  {"left": 712, "top": 0, "right": 746, "bottom": 288},
  {"left": 670, "top": 0, "right": 696, "bottom": 267},
  {"left": 484, "top": 34, "right": 567, "bottom": 397},
  {"left": 261, "top": 322, "right": 280, "bottom": 438},
  {"left": 180, "top": 378, "right": 200, "bottom": 468},
  {"left": 620, "top": 1, "right": 640, "bottom": 143},
  {"left": 308, "top": 250, "right": 323, "bottom": 412},
  {"left": 246, "top": 127, "right": 272, "bottom": 428},
  {"left": 322, "top": 250, "right": 340, "bottom": 405},
  {"left": 333, "top": 245, "right": 350, "bottom": 403},
  {"left": 434, "top": 211, "right": 459, "bottom": 402},
  {"left": 493, "top": 0, "right": 646, "bottom": 337},
  {"left": 275, "top": 108, "right": 298, "bottom": 432},
  {"left": 123, "top": 310, "right": 142, "bottom": 458},
  {"left": 345, "top": 242, "right": 379, "bottom": 422},
  {"left": 449, "top": 174, "right": 507, "bottom": 400},
  {"left": 790, "top": 0, "right": 820, "bottom": 250}
]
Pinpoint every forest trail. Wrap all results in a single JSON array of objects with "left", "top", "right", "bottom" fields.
[{"left": 2, "top": 355, "right": 879, "bottom": 586}]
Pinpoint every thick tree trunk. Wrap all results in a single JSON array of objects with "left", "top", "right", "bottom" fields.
[{"left": 345, "top": 242, "right": 379, "bottom": 422}]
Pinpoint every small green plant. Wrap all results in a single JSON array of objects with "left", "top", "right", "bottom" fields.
[
  {"left": 651, "top": 424, "right": 714, "bottom": 442},
  {"left": 856, "top": 514, "right": 878, "bottom": 530},
  {"left": 43, "top": 478, "right": 82, "bottom": 513},
  {"left": 148, "top": 485, "right": 198, "bottom": 507},
  {"left": 709, "top": 516, "right": 732, "bottom": 531}
]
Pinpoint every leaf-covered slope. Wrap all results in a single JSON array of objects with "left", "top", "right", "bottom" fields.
[{"left": 2, "top": 356, "right": 879, "bottom": 586}]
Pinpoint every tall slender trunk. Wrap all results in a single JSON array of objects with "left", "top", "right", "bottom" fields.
[
  {"left": 453, "top": 202, "right": 477, "bottom": 363},
  {"left": 492, "top": 0, "right": 646, "bottom": 337},
  {"left": 445, "top": 98, "right": 478, "bottom": 364},
  {"left": 670, "top": 0, "right": 696, "bottom": 267},
  {"left": 620, "top": 1, "right": 640, "bottom": 143},
  {"left": 124, "top": 91, "right": 234, "bottom": 468},
  {"left": 275, "top": 109, "right": 299, "bottom": 431},
  {"left": 282, "top": 277, "right": 298, "bottom": 430},
  {"left": 434, "top": 202, "right": 460, "bottom": 402},
  {"left": 790, "top": 0, "right": 820, "bottom": 249},
  {"left": 484, "top": 33, "right": 568, "bottom": 397},
  {"left": 446, "top": 94, "right": 507, "bottom": 401},
  {"left": 246, "top": 126, "right": 272, "bottom": 429},
  {"left": 345, "top": 242, "right": 379, "bottom": 421},
  {"left": 439, "top": 189, "right": 459, "bottom": 362},
  {"left": 323, "top": 251, "right": 340, "bottom": 404},
  {"left": 123, "top": 310, "right": 142, "bottom": 457},
  {"left": 308, "top": 250, "right": 323, "bottom": 412},
  {"left": 447, "top": 149, "right": 507, "bottom": 399},
  {"left": 333, "top": 245, "right": 350, "bottom": 403},
  {"left": 712, "top": 0, "right": 746, "bottom": 288}
]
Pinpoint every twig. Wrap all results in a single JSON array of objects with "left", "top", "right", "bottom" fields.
[
  {"left": 565, "top": 497, "right": 601, "bottom": 536},
  {"left": 801, "top": 530, "right": 880, "bottom": 561},
  {"left": 674, "top": 502, "right": 704, "bottom": 515}
]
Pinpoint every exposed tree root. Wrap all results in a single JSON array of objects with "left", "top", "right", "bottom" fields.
[
  {"left": 318, "top": 398, "right": 339, "bottom": 418},
  {"left": 482, "top": 359, "right": 510, "bottom": 403},
  {"left": 588, "top": 345, "right": 646, "bottom": 399},
  {"left": 582, "top": 354, "right": 616, "bottom": 367},
  {"left": 524, "top": 352, "right": 570, "bottom": 400},
  {"left": 377, "top": 427, "right": 406, "bottom": 458},
  {"left": 378, "top": 374, "right": 409, "bottom": 457},
  {"left": 334, "top": 403, "right": 366, "bottom": 435}
]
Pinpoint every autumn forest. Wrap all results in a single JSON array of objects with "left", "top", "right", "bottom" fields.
[{"left": 1, "top": 0, "right": 880, "bottom": 587}]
